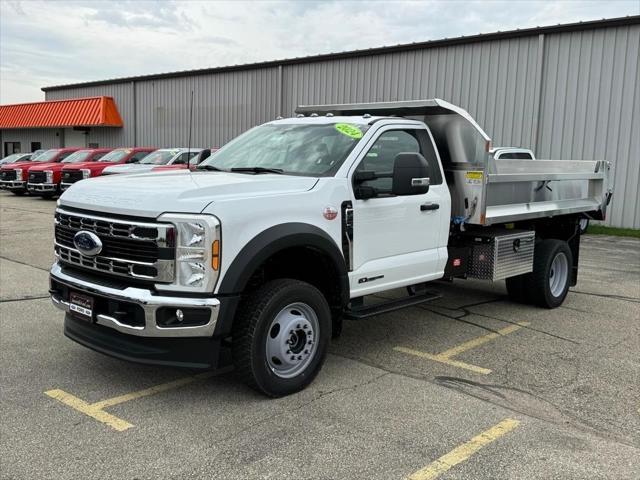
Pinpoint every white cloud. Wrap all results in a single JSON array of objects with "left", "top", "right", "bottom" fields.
[{"left": 1, "top": 0, "right": 638, "bottom": 103}]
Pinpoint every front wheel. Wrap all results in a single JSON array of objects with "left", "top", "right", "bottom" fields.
[{"left": 232, "top": 279, "right": 331, "bottom": 397}]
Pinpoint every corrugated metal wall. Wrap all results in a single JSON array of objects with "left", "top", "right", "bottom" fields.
[
  {"left": 0, "top": 128, "right": 61, "bottom": 153},
  {"left": 40, "top": 22, "right": 639, "bottom": 227}
]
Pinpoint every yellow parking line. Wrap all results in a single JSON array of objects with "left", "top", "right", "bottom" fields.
[
  {"left": 407, "top": 418, "right": 520, "bottom": 480},
  {"left": 393, "top": 347, "right": 492, "bottom": 375},
  {"left": 394, "top": 322, "right": 530, "bottom": 374},
  {"left": 45, "top": 372, "right": 214, "bottom": 432}
]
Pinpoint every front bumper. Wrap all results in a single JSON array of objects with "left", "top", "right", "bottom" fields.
[
  {"left": 50, "top": 262, "right": 220, "bottom": 338},
  {"left": 0, "top": 180, "right": 26, "bottom": 190},
  {"left": 28, "top": 182, "right": 57, "bottom": 193},
  {"left": 60, "top": 182, "right": 75, "bottom": 191}
]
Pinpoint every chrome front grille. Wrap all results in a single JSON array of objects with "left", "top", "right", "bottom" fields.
[{"left": 54, "top": 208, "right": 175, "bottom": 282}]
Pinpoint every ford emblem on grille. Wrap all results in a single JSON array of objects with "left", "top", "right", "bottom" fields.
[{"left": 73, "top": 231, "right": 103, "bottom": 257}]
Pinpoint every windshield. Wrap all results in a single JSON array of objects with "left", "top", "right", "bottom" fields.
[
  {"left": 99, "top": 149, "right": 131, "bottom": 162},
  {"left": 62, "top": 150, "right": 93, "bottom": 163},
  {"left": 32, "top": 150, "right": 60, "bottom": 162},
  {"left": 0, "top": 153, "right": 24, "bottom": 164},
  {"left": 139, "top": 150, "right": 178, "bottom": 165},
  {"left": 199, "top": 123, "right": 369, "bottom": 176}
]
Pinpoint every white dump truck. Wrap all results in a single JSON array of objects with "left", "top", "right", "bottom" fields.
[{"left": 49, "top": 99, "right": 612, "bottom": 396}]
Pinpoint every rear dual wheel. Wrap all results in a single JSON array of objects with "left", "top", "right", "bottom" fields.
[
  {"left": 506, "top": 239, "right": 572, "bottom": 309},
  {"left": 232, "top": 279, "right": 331, "bottom": 397}
]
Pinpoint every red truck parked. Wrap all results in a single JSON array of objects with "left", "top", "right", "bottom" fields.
[
  {"left": 27, "top": 148, "right": 112, "bottom": 198},
  {"left": 0, "top": 148, "right": 81, "bottom": 195},
  {"left": 60, "top": 147, "right": 156, "bottom": 191}
]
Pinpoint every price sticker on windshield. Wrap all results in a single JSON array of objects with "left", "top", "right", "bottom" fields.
[{"left": 335, "top": 123, "right": 363, "bottom": 139}]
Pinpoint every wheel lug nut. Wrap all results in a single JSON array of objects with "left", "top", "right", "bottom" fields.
[
  {"left": 304, "top": 350, "right": 308, "bottom": 354},
  {"left": 286, "top": 350, "right": 290, "bottom": 354},
  {"left": 308, "top": 341, "right": 312, "bottom": 345},
  {"left": 298, "top": 355, "right": 302, "bottom": 360},
  {"left": 290, "top": 356, "right": 295, "bottom": 360},
  {"left": 296, "top": 324, "right": 300, "bottom": 329},
  {"left": 303, "top": 325, "right": 307, "bottom": 329}
]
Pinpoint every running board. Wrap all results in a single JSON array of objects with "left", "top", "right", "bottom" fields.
[{"left": 344, "top": 291, "right": 442, "bottom": 320}]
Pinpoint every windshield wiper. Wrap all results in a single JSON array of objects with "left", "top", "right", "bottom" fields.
[
  {"left": 197, "top": 165, "right": 224, "bottom": 171},
  {"left": 230, "top": 167, "right": 284, "bottom": 174}
]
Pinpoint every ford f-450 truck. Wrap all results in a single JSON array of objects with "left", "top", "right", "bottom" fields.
[{"left": 50, "top": 99, "right": 611, "bottom": 397}]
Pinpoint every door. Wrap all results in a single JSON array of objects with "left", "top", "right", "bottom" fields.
[
  {"left": 64, "top": 128, "right": 87, "bottom": 147},
  {"left": 349, "top": 126, "right": 450, "bottom": 296},
  {"left": 4, "top": 142, "right": 20, "bottom": 156}
]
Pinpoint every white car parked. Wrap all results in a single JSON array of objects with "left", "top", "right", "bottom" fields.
[{"left": 101, "top": 148, "right": 203, "bottom": 175}]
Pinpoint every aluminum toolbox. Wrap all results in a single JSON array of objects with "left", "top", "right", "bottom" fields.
[{"left": 467, "top": 230, "right": 535, "bottom": 281}]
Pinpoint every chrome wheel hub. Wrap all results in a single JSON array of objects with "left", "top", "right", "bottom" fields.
[
  {"left": 266, "top": 302, "right": 318, "bottom": 379},
  {"left": 549, "top": 252, "right": 569, "bottom": 298}
]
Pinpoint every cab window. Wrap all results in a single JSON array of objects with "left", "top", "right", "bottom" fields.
[{"left": 355, "top": 129, "right": 442, "bottom": 192}]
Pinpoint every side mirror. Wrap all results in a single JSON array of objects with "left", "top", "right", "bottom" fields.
[{"left": 392, "top": 152, "right": 430, "bottom": 196}]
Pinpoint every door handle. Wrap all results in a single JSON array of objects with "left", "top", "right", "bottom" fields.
[{"left": 420, "top": 203, "right": 440, "bottom": 211}]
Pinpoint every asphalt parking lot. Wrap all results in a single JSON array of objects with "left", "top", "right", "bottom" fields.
[{"left": 1, "top": 191, "right": 639, "bottom": 480}]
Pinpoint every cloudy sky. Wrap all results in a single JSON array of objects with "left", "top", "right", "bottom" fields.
[{"left": 1, "top": 0, "right": 638, "bottom": 104}]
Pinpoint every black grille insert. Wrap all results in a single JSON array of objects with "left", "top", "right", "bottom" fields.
[
  {"left": 62, "top": 170, "right": 83, "bottom": 183},
  {"left": 1, "top": 170, "right": 17, "bottom": 181},
  {"left": 29, "top": 171, "right": 46, "bottom": 183}
]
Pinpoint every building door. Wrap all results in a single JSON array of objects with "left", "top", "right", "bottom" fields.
[
  {"left": 4, "top": 142, "right": 20, "bottom": 156},
  {"left": 64, "top": 128, "right": 87, "bottom": 147}
]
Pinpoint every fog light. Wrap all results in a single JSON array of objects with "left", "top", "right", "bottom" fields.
[{"left": 156, "top": 307, "right": 210, "bottom": 327}]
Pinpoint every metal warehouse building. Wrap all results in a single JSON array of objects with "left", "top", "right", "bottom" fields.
[{"left": 1, "top": 16, "right": 638, "bottom": 228}]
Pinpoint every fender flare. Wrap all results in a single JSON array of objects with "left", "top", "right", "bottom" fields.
[{"left": 215, "top": 223, "right": 349, "bottom": 335}]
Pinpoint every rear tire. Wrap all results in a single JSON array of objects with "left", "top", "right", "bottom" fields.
[
  {"left": 232, "top": 279, "right": 331, "bottom": 397},
  {"left": 528, "top": 239, "right": 572, "bottom": 308}
]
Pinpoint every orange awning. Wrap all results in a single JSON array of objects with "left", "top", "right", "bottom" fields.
[{"left": 0, "top": 96, "right": 123, "bottom": 129}]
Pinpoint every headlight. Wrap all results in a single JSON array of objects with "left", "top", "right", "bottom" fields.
[
  {"left": 45, "top": 170, "right": 53, "bottom": 183},
  {"left": 14, "top": 168, "right": 22, "bottom": 180},
  {"left": 81, "top": 169, "right": 91, "bottom": 179},
  {"left": 156, "top": 213, "right": 221, "bottom": 293}
]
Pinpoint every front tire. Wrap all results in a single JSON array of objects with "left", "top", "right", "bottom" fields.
[
  {"left": 528, "top": 239, "right": 572, "bottom": 308},
  {"left": 232, "top": 279, "right": 331, "bottom": 397}
]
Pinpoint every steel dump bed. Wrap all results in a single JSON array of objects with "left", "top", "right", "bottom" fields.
[{"left": 296, "top": 99, "right": 612, "bottom": 226}]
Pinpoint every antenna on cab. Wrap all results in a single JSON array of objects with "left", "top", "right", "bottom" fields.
[{"left": 187, "top": 90, "right": 194, "bottom": 173}]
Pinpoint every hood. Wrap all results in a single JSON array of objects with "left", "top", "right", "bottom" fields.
[
  {"left": 28, "top": 162, "right": 66, "bottom": 171},
  {"left": 63, "top": 161, "right": 108, "bottom": 171},
  {"left": 102, "top": 163, "right": 158, "bottom": 175},
  {"left": 1, "top": 162, "right": 29, "bottom": 171},
  {"left": 24, "top": 162, "right": 60, "bottom": 171},
  {"left": 59, "top": 170, "right": 318, "bottom": 217}
]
